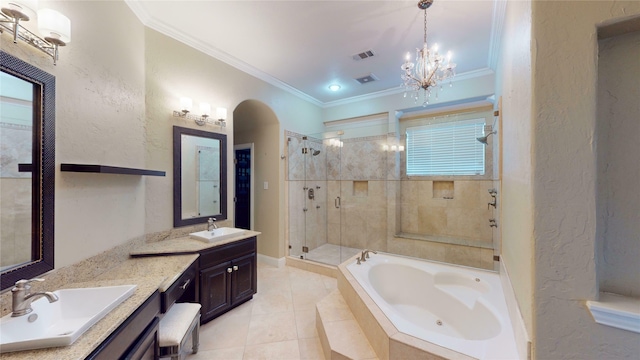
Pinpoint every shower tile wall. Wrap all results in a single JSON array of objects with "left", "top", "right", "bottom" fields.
[
  {"left": 400, "top": 180, "right": 494, "bottom": 243},
  {"left": 326, "top": 135, "right": 389, "bottom": 252}
]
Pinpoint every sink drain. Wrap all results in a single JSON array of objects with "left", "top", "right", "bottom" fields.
[
  {"left": 475, "top": 278, "right": 481, "bottom": 282},
  {"left": 436, "top": 320, "right": 443, "bottom": 326}
]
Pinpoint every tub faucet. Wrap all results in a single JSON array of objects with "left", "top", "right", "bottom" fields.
[
  {"left": 208, "top": 217, "right": 218, "bottom": 231},
  {"left": 11, "top": 278, "right": 58, "bottom": 317},
  {"left": 356, "top": 249, "right": 377, "bottom": 265}
]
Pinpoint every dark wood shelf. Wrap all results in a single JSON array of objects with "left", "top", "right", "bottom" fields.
[{"left": 60, "top": 164, "right": 166, "bottom": 176}]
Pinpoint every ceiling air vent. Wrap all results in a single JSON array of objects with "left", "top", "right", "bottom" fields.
[
  {"left": 354, "top": 73, "right": 379, "bottom": 85},
  {"left": 352, "top": 49, "right": 376, "bottom": 61}
]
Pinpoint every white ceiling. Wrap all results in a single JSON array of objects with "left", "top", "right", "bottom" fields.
[{"left": 126, "top": 0, "right": 503, "bottom": 107}]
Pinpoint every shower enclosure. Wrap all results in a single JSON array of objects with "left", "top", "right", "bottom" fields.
[
  {"left": 286, "top": 107, "right": 500, "bottom": 269},
  {"left": 286, "top": 124, "right": 393, "bottom": 266}
]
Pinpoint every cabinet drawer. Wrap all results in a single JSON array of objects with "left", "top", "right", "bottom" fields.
[
  {"left": 199, "top": 237, "right": 256, "bottom": 266},
  {"left": 162, "top": 260, "right": 197, "bottom": 313}
]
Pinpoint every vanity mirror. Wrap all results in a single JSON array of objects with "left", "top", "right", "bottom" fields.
[
  {"left": 0, "top": 51, "right": 55, "bottom": 291},
  {"left": 173, "top": 126, "right": 227, "bottom": 227}
]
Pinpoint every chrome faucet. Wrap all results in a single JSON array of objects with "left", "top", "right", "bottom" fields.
[
  {"left": 356, "top": 249, "right": 377, "bottom": 265},
  {"left": 208, "top": 217, "right": 218, "bottom": 231},
  {"left": 11, "top": 278, "right": 58, "bottom": 317}
]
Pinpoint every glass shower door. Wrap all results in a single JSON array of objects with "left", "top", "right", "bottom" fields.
[{"left": 287, "top": 135, "right": 307, "bottom": 259}]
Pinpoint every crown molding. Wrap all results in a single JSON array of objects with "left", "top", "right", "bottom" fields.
[
  {"left": 124, "top": 1, "right": 323, "bottom": 108},
  {"left": 488, "top": 0, "right": 507, "bottom": 71},
  {"left": 125, "top": 1, "right": 497, "bottom": 110},
  {"left": 322, "top": 68, "right": 495, "bottom": 108}
]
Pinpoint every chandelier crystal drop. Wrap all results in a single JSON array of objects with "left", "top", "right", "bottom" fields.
[{"left": 401, "top": 0, "right": 456, "bottom": 106}]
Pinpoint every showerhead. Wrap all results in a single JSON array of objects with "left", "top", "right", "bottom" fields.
[
  {"left": 311, "top": 148, "right": 321, "bottom": 156},
  {"left": 476, "top": 131, "right": 496, "bottom": 145}
]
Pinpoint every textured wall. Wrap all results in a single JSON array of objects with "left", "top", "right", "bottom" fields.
[
  {"left": 2, "top": 0, "right": 147, "bottom": 268},
  {"left": 531, "top": 1, "right": 640, "bottom": 358},
  {"left": 142, "top": 27, "right": 323, "bottom": 259}
]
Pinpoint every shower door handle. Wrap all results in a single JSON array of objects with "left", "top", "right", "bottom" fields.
[{"left": 335, "top": 196, "right": 341, "bottom": 209}]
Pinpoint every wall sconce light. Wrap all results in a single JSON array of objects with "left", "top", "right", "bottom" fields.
[
  {"left": 216, "top": 107, "right": 227, "bottom": 123},
  {"left": 172, "top": 97, "right": 226, "bottom": 127},
  {"left": 0, "top": 1, "right": 71, "bottom": 65},
  {"left": 384, "top": 143, "right": 404, "bottom": 152}
]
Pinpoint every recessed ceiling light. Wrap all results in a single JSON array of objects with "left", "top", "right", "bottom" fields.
[{"left": 329, "top": 84, "right": 341, "bottom": 91}]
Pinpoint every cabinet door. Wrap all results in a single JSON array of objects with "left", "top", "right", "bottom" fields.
[
  {"left": 200, "top": 261, "right": 232, "bottom": 321},
  {"left": 231, "top": 253, "right": 256, "bottom": 305}
]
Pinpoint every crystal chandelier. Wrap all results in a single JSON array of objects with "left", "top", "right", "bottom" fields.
[{"left": 401, "top": 0, "right": 456, "bottom": 105}]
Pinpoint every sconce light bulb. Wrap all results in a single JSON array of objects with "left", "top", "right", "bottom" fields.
[
  {"left": 200, "top": 102, "right": 211, "bottom": 117},
  {"left": 216, "top": 107, "right": 227, "bottom": 121},
  {"left": 180, "top": 97, "right": 192, "bottom": 113},
  {"left": 38, "top": 8, "right": 71, "bottom": 44}
]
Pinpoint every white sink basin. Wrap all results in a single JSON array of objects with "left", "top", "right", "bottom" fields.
[
  {"left": 189, "top": 227, "right": 246, "bottom": 242},
  {"left": 0, "top": 284, "right": 136, "bottom": 353}
]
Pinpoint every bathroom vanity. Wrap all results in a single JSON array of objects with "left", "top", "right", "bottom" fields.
[
  {"left": 0, "top": 232, "right": 258, "bottom": 359},
  {"left": 129, "top": 231, "right": 260, "bottom": 324},
  {"left": 0, "top": 255, "right": 198, "bottom": 360}
]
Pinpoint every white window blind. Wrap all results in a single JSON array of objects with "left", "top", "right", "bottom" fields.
[{"left": 406, "top": 118, "right": 486, "bottom": 176}]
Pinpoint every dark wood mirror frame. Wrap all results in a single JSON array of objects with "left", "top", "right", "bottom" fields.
[
  {"left": 173, "top": 126, "right": 227, "bottom": 227},
  {"left": 1, "top": 51, "right": 55, "bottom": 291}
]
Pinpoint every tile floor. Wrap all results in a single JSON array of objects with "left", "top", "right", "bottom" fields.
[{"left": 186, "top": 262, "right": 336, "bottom": 360}]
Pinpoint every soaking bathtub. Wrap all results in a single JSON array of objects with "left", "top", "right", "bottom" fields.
[{"left": 345, "top": 253, "right": 519, "bottom": 360}]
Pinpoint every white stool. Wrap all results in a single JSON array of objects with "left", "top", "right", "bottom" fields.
[{"left": 158, "top": 303, "right": 201, "bottom": 360}]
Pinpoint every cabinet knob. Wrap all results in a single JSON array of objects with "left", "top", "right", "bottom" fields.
[
  {"left": 227, "top": 268, "right": 233, "bottom": 273},
  {"left": 233, "top": 265, "right": 239, "bottom": 271}
]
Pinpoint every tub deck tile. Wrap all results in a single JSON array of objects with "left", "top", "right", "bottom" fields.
[{"left": 316, "top": 289, "right": 378, "bottom": 360}]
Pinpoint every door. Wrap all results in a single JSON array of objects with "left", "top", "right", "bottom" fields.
[
  {"left": 200, "top": 261, "right": 232, "bottom": 321},
  {"left": 234, "top": 148, "right": 251, "bottom": 229},
  {"left": 231, "top": 252, "right": 257, "bottom": 304}
]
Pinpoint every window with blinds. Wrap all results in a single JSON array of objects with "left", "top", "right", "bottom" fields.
[{"left": 406, "top": 118, "right": 486, "bottom": 176}]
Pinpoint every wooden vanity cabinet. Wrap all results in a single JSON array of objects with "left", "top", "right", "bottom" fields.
[
  {"left": 86, "top": 291, "right": 161, "bottom": 360},
  {"left": 199, "top": 237, "right": 256, "bottom": 323}
]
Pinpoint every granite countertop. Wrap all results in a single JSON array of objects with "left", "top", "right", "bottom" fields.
[
  {"left": 0, "top": 254, "right": 198, "bottom": 359},
  {"left": 94, "top": 254, "right": 199, "bottom": 292},
  {"left": 130, "top": 230, "right": 261, "bottom": 256}
]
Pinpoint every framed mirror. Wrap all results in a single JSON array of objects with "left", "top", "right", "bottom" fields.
[
  {"left": 1, "top": 51, "right": 55, "bottom": 291},
  {"left": 173, "top": 126, "right": 227, "bottom": 227}
]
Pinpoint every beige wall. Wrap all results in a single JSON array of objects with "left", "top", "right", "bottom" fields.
[
  {"left": 3, "top": 0, "right": 148, "bottom": 268},
  {"left": 142, "top": 27, "right": 323, "bottom": 260},
  {"left": 495, "top": 0, "right": 535, "bottom": 338},
  {"left": 531, "top": 1, "right": 640, "bottom": 358},
  {"left": 234, "top": 101, "right": 284, "bottom": 259}
]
